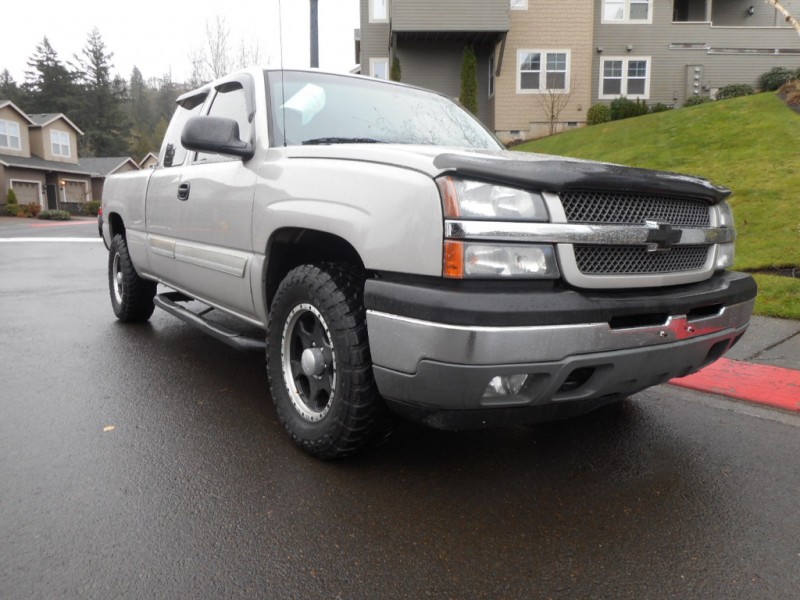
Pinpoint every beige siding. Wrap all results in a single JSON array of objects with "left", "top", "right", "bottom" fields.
[
  {"left": 0, "top": 106, "right": 31, "bottom": 157},
  {"left": 593, "top": 0, "right": 800, "bottom": 106},
  {"left": 32, "top": 122, "right": 80, "bottom": 164},
  {"left": 392, "top": 0, "right": 510, "bottom": 32},
  {"left": 493, "top": 0, "right": 595, "bottom": 141}
]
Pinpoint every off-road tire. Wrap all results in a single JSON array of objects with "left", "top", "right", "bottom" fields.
[
  {"left": 108, "top": 233, "right": 157, "bottom": 322},
  {"left": 266, "top": 263, "right": 391, "bottom": 459}
]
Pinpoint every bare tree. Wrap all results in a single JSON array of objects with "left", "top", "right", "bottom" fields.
[
  {"left": 536, "top": 79, "right": 579, "bottom": 137},
  {"left": 188, "top": 16, "right": 263, "bottom": 86},
  {"left": 764, "top": 1, "right": 800, "bottom": 36}
]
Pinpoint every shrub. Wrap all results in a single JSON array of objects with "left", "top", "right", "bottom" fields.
[
  {"left": 586, "top": 103, "right": 611, "bottom": 125},
  {"left": 759, "top": 67, "right": 796, "bottom": 91},
  {"left": 684, "top": 95, "right": 713, "bottom": 107},
  {"left": 5, "top": 204, "right": 23, "bottom": 216},
  {"left": 609, "top": 97, "right": 649, "bottom": 121},
  {"left": 25, "top": 202, "right": 42, "bottom": 218},
  {"left": 85, "top": 200, "right": 101, "bottom": 216},
  {"left": 649, "top": 103, "right": 672, "bottom": 114},
  {"left": 390, "top": 56, "right": 401, "bottom": 82},
  {"left": 38, "top": 209, "right": 71, "bottom": 221},
  {"left": 6, "top": 188, "right": 18, "bottom": 205},
  {"left": 716, "top": 84, "right": 754, "bottom": 100},
  {"left": 459, "top": 45, "right": 478, "bottom": 116}
]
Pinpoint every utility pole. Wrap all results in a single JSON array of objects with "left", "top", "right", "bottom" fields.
[{"left": 310, "top": 0, "right": 320, "bottom": 68}]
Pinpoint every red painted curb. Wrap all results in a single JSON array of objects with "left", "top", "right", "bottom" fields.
[
  {"left": 671, "top": 358, "right": 800, "bottom": 412},
  {"left": 30, "top": 220, "right": 95, "bottom": 228}
]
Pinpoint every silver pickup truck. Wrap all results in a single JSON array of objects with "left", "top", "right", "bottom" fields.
[{"left": 102, "top": 68, "right": 756, "bottom": 458}]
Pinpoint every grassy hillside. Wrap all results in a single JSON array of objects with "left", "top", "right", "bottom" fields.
[{"left": 516, "top": 93, "right": 800, "bottom": 319}]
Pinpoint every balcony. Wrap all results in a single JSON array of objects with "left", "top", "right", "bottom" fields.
[
  {"left": 391, "top": 0, "right": 510, "bottom": 43},
  {"left": 673, "top": 0, "right": 790, "bottom": 27}
]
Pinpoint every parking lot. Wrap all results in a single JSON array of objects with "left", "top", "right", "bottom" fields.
[{"left": 1, "top": 219, "right": 799, "bottom": 599}]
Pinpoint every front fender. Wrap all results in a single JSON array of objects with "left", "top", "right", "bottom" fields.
[{"left": 252, "top": 158, "right": 443, "bottom": 277}]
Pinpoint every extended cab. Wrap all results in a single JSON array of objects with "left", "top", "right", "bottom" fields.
[{"left": 102, "top": 68, "right": 756, "bottom": 458}]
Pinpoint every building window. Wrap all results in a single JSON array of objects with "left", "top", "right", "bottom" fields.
[
  {"left": 0, "top": 119, "right": 21, "bottom": 150},
  {"left": 370, "top": 0, "right": 389, "bottom": 23},
  {"left": 600, "top": 57, "right": 651, "bottom": 99},
  {"left": 370, "top": 57, "right": 389, "bottom": 80},
  {"left": 510, "top": 0, "right": 528, "bottom": 9},
  {"left": 489, "top": 53, "right": 495, "bottom": 98},
  {"left": 50, "top": 130, "right": 71, "bottom": 157},
  {"left": 602, "top": 0, "right": 652, "bottom": 23},
  {"left": 517, "top": 50, "right": 570, "bottom": 94}
]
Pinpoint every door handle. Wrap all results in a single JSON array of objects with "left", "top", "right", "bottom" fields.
[{"left": 177, "top": 182, "right": 191, "bottom": 201}]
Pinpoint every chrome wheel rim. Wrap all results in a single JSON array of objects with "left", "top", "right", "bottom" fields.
[
  {"left": 281, "top": 303, "right": 337, "bottom": 422},
  {"left": 112, "top": 252, "right": 124, "bottom": 305}
]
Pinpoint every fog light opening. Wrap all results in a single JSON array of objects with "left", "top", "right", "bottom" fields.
[
  {"left": 485, "top": 374, "right": 529, "bottom": 397},
  {"left": 557, "top": 367, "right": 595, "bottom": 394}
]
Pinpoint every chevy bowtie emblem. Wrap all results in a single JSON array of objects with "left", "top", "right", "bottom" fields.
[{"left": 645, "top": 221, "right": 682, "bottom": 252}]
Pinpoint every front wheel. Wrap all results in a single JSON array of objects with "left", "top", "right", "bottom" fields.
[
  {"left": 266, "top": 264, "right": 391, "bottom": 459},
  {"left": 108, "top": 234, "right": 157, "bottom": 322}
]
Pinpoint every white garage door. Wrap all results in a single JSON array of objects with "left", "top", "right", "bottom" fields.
[
  {"left": 64, "top": 181, "right": 87, "bottom": 203},
  {"left": 11, "top": 181, "right": 40, "bottom": 206}
]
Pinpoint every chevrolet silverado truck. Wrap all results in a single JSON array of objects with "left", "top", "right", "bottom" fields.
[{"left": 102, "top": 68, "right": 756, "bottom": 458}]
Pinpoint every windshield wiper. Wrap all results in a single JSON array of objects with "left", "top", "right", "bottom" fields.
[{"left": 302, "top": 137, "right": 382, "bottom": 145}]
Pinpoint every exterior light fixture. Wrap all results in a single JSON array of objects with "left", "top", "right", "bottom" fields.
[{"left": 747, "top": 5, "right": 755, "bottom": 16}]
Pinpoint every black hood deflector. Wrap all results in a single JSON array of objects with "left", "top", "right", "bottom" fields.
[{"left": 433, "top": 153, "right": 731, "bottom": 204}]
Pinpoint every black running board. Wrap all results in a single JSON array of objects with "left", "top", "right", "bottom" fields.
[{"left": 153, "top": 292, "right": 266, "bottom": 353}]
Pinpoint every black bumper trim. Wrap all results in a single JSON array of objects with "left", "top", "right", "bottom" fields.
[{"left": 364, "top": 271, "right": 757, "bottom": 328}]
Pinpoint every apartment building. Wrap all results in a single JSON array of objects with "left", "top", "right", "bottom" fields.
[
  {"left": 593, "top": 0, "right": 800, "bottom": 107},
  {"left": 359, "top": 0, "right": 800, "bottom": 141}
]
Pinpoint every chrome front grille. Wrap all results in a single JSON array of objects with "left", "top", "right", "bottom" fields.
[
  {"left": 560, "top": 191, "right": 710, "bottom": 227},
  {"left": 574, "top": 245, "right": 711, "bottom": 275}
]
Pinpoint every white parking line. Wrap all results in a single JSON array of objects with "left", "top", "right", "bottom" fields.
[{"left": 0, "top": 238, "right": 103, "bottom": 243}]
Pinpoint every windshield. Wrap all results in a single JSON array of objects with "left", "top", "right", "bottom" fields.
[{"left": 266, "top": 70, "right": 503, "bottom": 150}]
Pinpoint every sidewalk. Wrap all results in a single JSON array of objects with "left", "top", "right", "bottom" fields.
[{"left": 671, "top": 315, "right": 800, "bottom": 412}]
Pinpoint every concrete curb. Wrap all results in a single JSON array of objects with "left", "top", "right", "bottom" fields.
[{"left": 669, "top": 315, "right": 800, "bottom": 412}]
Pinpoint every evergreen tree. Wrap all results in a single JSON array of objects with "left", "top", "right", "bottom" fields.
[
  {"left": 23, "top": 37, "right": 77, "bottom": 114},
  {"left": 0, "top": 69, "right": 22, "bottom": 105},
  {"left": 459, "top": 45, "right": 478, "bottom": 116},
  {"left": 390, "top": 57, "right": 401, "bottom": 82},
  {"left": 72, "top": 28, "right": 129, "bottom": 156},
  {"left": 128, "top": 66, "right": 155, "bottom": 130}
]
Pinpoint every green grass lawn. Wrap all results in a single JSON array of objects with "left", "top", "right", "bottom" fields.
[{"left": 516, "top": 93, "right": 800, "bottom": 318}]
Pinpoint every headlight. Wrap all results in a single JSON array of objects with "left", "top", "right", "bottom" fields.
[
  {"left": 715, "top": 201, "right": 734, "bottom": 228},
  {"left": 716, "top": 243, "right": 735, "bottom": 270},
  {"left": 444, "top": 241, "right": 560, "bottom": 279},
  {"left": 437, "top": 176, "right": 548, "bottom": 222}
]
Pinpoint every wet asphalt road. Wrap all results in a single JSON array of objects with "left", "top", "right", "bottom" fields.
[{"left": 1, "top": 221, "right": 800, "bottom": 599}]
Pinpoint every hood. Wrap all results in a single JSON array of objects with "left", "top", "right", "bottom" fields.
[{"left": 285, "top": 144, "right": 731, "bottom": 204}]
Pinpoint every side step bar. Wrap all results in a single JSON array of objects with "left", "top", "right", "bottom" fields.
[{"left": 153, "top": 292, "right": 266, "bottom": 353}]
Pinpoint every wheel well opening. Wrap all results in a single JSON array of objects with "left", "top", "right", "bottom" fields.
[
  {"left": 265, "top": 229, "right": 365, "bottom": 310},
  {"left": 108, "top": 212, "right": 125, "bottom": 240}
]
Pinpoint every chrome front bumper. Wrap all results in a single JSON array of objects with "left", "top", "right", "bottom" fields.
[{"left": 367, "top": 298, "right": 754, "bottom": 423}]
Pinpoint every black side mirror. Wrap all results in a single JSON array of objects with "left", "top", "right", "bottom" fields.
[{"left": 181, "top": 116, "right": 254, "bottom": 160}]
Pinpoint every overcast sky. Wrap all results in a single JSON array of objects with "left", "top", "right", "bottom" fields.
[{"left": 0, "top": 0, "right": 360, "bottom": 84}]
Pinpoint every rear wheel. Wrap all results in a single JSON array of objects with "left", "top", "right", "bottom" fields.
[
  {"left": 108, "top": 234, "right": 157, "bottom": 322},
  {"left": 266, "top": 263, "right": 390, "bottom": 459}
]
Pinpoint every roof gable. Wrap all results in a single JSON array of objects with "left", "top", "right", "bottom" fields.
[
  {"left": 77, "top": 156, "right": 139, "bottom": 177},
  {"left": 28, "top": 113, "right": 84, "bottom": 135},
  {"left": 0, "top": 100, "right": 36, "bottom": 125}
]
